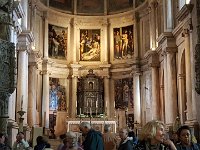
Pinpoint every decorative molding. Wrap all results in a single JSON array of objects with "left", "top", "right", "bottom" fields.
[
  {"left": 13, "top": 1, "right": 25, "bottom": 19},
  {"left": 176, "top": 4, "right": 194, "bottom": 23}
]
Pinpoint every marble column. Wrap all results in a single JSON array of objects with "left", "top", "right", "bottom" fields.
[
  {"left": 70, "top": 64, "right": 82, "bottom": 117},
  {"left": 104, "top": 77, "right": 110, "bottom": 117},
  {"left": 71, "top": 76, "right": 78, "bottom": 118},
  {"left": 159, "top": 85, "right": 164, "bottom": 121},
  {"left": 16, "top": 49, "right": 28, "bottom": 125},
  {"left": 163, "top": 0, "right": 173, "bottom": 32},
  {"left": 21, "top": 0, "right": 28, "bottom": 30},
  {"left": 134, "top": 12, "right": 140, "bottom": 58},
  {"left": 41, "top": 61, "right": 50, "bottom": 128},
  {"left": 165, "top": 48, "right": 178, "bottom": 123},
  {"left": 148, "top": 51, "right": 160, "bottom": 119},
  {"left": 28, "top": 63, "right": 37, "bottom": 127},
  {"left": 102, "top": 22, "right": 108, "bottom": 63},
  {"left": 43, "top": 12, "right": 49, "bottom": 59},
  {"left": 178, "top": 74, "right": 186, "bottom": 124},
  {"left": 133, "top": 72, "right": 141, "bottom": 124},
  {"left": 17, "top": 31, "right": 34, "bottom": 127},
  {"left": 183, "top": 29, "right": 193, "bottom": 120},
  {"left": 151, "top": 66, "right": 160, "bottom": 119},
  {"left": 149, "top": 0, "right": 158, "bottom": 50}
]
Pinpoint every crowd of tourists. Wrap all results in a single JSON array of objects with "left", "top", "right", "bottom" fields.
[{"left": 0, "top": 120, "right": 200, "bottom": 150}]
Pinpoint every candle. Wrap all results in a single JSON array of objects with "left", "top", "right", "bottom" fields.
[
  {"left": 80, "top": 108, "right": 81, "bottom": 115},
  {"left": 96, "top": 101, "right": 98, "bottom": 107}
]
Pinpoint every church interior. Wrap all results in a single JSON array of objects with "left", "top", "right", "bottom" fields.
[{"left": 1, "top": 0, "right": 200, "bottom": 147}]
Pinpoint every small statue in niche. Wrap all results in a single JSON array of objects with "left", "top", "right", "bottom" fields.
[{"left": 89, "top": 82, "right": 93, "bottom": 89}]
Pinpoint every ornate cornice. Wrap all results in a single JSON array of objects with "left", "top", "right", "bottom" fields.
[
  {"left": 147, "top": 51, "right": 159, "bottom": 67},
  {"left": 17, "top": 30, "right": 34, "bottom": 51},
  {"left": 176, "top": 4, "right": 194, "bottom": 23}
]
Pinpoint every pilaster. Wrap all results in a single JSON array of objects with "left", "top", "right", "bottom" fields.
[
  {"left": 149, "top": 0, "right": 158, "bottom": 50},
  {"left": 132, "top": 70, "right": 141, "bottom": 125},
  {"left": 41, "top": 59, "right": 51, "bottom": 128},
  {"left": 70, "top": 64, "right": 82, "bottom": 118},
  {"left": 147, "top": 51, "right": 160, "bottom": 120}
]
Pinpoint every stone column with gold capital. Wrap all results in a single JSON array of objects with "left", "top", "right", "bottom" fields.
[
  {"left": 148, "top": 51, "right": 160, "bottom": 120},
  {"left": 164, "top": 48, "right": 178, "bottom": 124},
  {"left": 70, "top": 64, "right": 82, "bottom": 118}
]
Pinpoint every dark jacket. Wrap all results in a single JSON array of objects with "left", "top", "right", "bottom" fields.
[
  {"left": 118, "top": 137, "right": 134, "bottom": 150},
  {"left": 34, "top": 142, "right": 51, "bottom": 150},
  {"left": 134, "top": 140, "right": 170, "bottom": 150},
  {"left": 0, "top": 143, "right": 11, "bottom": 150},
  {"left": 82, "top": 129, "right": 104, "bottom": 150},
  {"left": 176, "top": 143, "right": 200, "bottom": 150}
]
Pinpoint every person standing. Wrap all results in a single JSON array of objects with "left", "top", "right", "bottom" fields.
[
  {"left": 12, "top": 132, "right": 30, "bottom": 150},
  {"left": 118, "top": 128, "right": 134, "bottom": 150},
  {"left": 102, "top": 124, "right": 117, "bottom": 150},
  {"left": 79, "top": 122, "right": 104, "bottom": 150},
  {"left": 0, "top": 133, "right": 11, "bottom": 150}
]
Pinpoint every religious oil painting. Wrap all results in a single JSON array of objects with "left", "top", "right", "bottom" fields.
[
  {"left": 77, "top": 0, "right": 104, "bottom": 14},
  {"left": 113, "top": 25, "right": 134, "bottom": 60},
  {"left": 80, "top": 29, "right": 101, "bottom": 61},
  {"left": 49, "top": 0, "right": 72, "bottom": 11},
  {"left": 108, "top": 0, "right": 133, "bottom": 13},
  {"left": 49, "top": 78, "right": 66, "bottom": 111},
  {"left": 48, "top": 24, "right": 68, "bottom": 59},
  {"left": 114, "top": 78, "right": 133, "bottom": 109}
]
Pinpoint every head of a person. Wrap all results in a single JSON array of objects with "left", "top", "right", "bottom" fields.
[
  {"left": 16, "top": 132, "right": 25, "bottom": 142},
  {"left": 65, "top": 131, "right": 77, "bottom": 148},
  {"left": 104, "top": 124, "right": 111, "bottom": 133},
  {"left": 0, "top": 133, "right": 5, "bottom": 144},
  {"left": 177, "top": 125, "right": 192, "bottom": 146},
  {"left": 36, "top": 136, "right": 45, "bottom": 145},
  {"left": 119, "top": 128, "right": 128, "bottom": 141},
  {"left": 79, "top": 122, "right": 91, "bottom": 136},
  {"left": 139, "top": 120, "right": 165, "bottom": 145}
]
